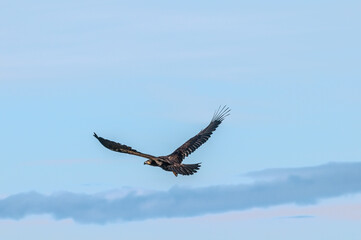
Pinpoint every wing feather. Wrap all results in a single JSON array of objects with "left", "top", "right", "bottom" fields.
[
  {"left": 169, "top": 106, "right": 230, "bottom": 163},
  {"left": 93, "top": 133, "right": 157, "bottom": 160}
]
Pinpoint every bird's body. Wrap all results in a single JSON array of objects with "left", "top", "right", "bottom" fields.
[{"left": 94, "top": 106, "right": 230, "bottom": 176}]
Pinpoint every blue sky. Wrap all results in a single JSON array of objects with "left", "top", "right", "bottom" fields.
[{"left": 1, "top": 0, "right": 361, "bottom": 239}]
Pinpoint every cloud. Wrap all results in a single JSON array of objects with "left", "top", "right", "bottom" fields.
[
  {"left": 1, "top": 162, "right": 361, "bottom": 224},
  {"left": 245, "top": 162, "right": 361, "bottom": 181}
]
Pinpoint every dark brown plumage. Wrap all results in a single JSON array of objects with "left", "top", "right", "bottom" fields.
[{"left": 94, "top": 106, "right": 230, "bottom": 176}]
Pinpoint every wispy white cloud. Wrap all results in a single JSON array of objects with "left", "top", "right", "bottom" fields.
[{"left": 1, "top": 162, "right": 360, "bottom": 223}]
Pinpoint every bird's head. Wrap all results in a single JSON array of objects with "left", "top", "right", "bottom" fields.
[
  {"left": 144, "top": 160, "right": 152, "bottom": 165},
  {"left": 144, "top": 159, "right": 157, "bottom": 166}
]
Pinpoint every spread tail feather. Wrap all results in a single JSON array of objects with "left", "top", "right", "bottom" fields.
[
  {"left": 183, "top": 163, "right": 201, "bottom": 175},
  {"left": 171, "top": 163, "right": 201, "bottom": 176}
]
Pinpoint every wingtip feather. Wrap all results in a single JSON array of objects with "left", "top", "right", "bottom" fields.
[{"left": 212, "top": 105, "right": 231, "bottom": 122}]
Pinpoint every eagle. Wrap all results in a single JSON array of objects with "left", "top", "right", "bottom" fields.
[{"left": 94, "top": 106, "right": 230, "bottom": 176}]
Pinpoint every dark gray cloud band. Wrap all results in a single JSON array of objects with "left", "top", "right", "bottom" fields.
[{"left": 1, "top": 162, "right": 361, "bottom": 223}]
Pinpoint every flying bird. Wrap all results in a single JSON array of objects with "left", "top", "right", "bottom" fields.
[{"left": 94, "top": 106, "right": 230, "bottom": 176}]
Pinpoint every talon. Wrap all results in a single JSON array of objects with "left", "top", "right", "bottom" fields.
[{"left": 173, "top": 171, "right": 178, "bottom": 177}]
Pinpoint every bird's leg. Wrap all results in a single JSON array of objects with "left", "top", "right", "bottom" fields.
[{"left": 172, "top": 171, "right": 178, "bottom": 177}]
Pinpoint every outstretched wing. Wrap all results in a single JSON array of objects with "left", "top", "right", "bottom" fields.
[
  {"left": 169, "top": 106, "right": 230, "bottom": 163},
  {"left": 93, "top": 133, "right": 157, "bottom": 160}
]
